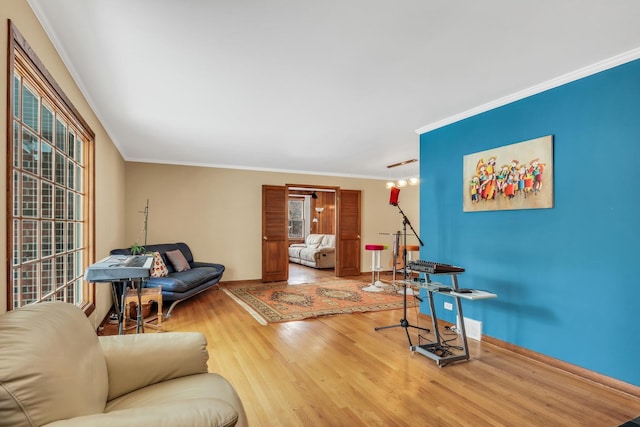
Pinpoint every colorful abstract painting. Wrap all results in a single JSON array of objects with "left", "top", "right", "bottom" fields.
[{"left": 463, "top": 135, "right": 554, "bottom": 212}]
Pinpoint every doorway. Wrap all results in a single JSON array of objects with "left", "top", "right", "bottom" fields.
[
  {"left": 287, "top": 187, "right": 336, "bottom": 278},
  {"left": 261, "top": 185, "right": 362, "bottom": 282}
]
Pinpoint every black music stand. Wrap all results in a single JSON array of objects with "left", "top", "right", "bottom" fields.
[{"left": 374, "top": 203, "right": 429, "bottom": 347}]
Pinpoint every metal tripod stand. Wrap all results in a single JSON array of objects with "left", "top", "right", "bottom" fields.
[{"left": 374, "top": 203, "right": 429, "bottom": 347}]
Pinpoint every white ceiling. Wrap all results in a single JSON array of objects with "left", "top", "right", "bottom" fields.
[{"left": 27, "top": 0, "right": 640, "bottom": 180}]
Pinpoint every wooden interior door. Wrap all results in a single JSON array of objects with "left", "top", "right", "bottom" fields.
[
  {"left": 335, "top": 189, "right": 361, "bottom": 277},
  {"left": 262, "top": 185, "right": 288, "bottom": 282}
]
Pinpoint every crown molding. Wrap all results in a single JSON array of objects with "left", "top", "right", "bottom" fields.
[{"left": 415, "top": 47, "right": 640, "bottom": 135}]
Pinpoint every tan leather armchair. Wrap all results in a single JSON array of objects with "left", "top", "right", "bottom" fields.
[{"left": 0, "top": 302, "right": 247, "bottom": 427}]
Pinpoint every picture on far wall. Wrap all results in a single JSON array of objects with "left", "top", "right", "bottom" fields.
[{"left": 463, "top": 135, "right": 554, "bottom": 212}]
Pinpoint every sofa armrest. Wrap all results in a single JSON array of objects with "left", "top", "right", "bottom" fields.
[
  {"left": 45, "top": 399, "right": 239, "bottom": 427},
  {"left": 191, "top": 261, "right": 225, "bottom": 270},
  {"left": 289, "top": 243, "right": 306, "bottom": 248},
  {"left": 99, "top": 332, "right": 209, "bottom": 401},
  {"left": 317, "top": 246, "right": 335, "bottom": 253}
]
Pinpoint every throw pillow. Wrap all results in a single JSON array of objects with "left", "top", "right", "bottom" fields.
[
  {"left": 150, "top": 251, "right": 169, "bottom": 278},
  {"left": 166, "top": 249, "right": 191, "bottom": 272}
]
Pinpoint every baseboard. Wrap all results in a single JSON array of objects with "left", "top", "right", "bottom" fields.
[
  {"left": 414, "top": 313, "right": 640, "bottom": 399},
  {"left": 219, "top": 279, "right": 263, "bottom": 286},
  {"left": 483, "top": 335, "right": 640, "bottom": 399}
]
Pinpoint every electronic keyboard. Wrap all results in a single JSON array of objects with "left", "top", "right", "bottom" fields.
[
  {"left": 408, "top": 260, "right": 465, "bottom": 274},
  {"left": 84, "top": 255, "right": 153, "bottom": 282}
]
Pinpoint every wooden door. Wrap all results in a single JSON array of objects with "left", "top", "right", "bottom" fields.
[
  {"left": 262, "top": 185, "right": 288, "bottom": 282},
  {"left": 335, "top": 189, "right": 361, "bottom": 277}
]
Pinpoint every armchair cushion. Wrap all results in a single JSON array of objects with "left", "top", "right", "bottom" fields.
[
  {"left": 99, "top": 332, "right": 209, "bottom": 401},
  {"left": 47, "top": 399, "right": 238, "bottom": 427},
  {"left": 0, "top": 302, "right": 109, "bottom": 427}
]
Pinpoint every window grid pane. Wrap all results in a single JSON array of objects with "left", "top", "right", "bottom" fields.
[
  {"left": 55, "top": 255, "right": 65, "bottom": 291},
  {"left": 67, "top": 190, "right": 75, "bottom": 221},
  {"left": 55, "top": 152, "right": 65, "bottom": 185},
  {"left": 55, "top": 118, "right": 66, "bottom": 151},
  {"left": 42, "top": 221, "right": 53, "bottom": 258},
  {"left": 13, "top": 73, "right": 20, "bottom": 119},
  {"left": 21, "top": 174, "right": 38, "bottom": 217},
  {"left": 21, "top": 263, "right": 39, "bottom": 305},
  {"left": 55, "top": 222, "right": 65, "bottom": 254},
  {"left": 21, "top": 128, "right": 39, "bottom": 175},
  {"left": 42, "top": 141, "right": 53, "bottom": 181},
  {"left": 13, "top": 122, "right": 20, "bottom": 167},
  {"left": 12, "top": 269, "right": 20, "bottom": 310},
  {"left": 66, "top": 253, "right": 74, "bottom": 282},
  {"left": 13, "top": 220, "right": 20, "bottom": 266},
  {"left": 22, "top": 82, "right": 39, "bottom": 133},
  {"left": 41, "top": 259, "right": 53, "bottom": 295},
  {"left": 13, "top": 171, "right": 20, "bottom": 217},
  {"left": 42, "top": 104, "right": 53, "bottom": 142},
  {"left": 42, "top": 182, "right": 53, "bottom": 218},
  {"left": 21, "top": 220, "right": 38, "bottom": 263},
  {"left": 55, "top": 186, "right": 65, "bottom": 219},
  {"left": 67, "top": 219, "right": 74, "bottom": 251}
]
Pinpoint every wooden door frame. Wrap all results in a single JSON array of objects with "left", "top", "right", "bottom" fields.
[{"left": 263, "top": 184, "right": 362, "bottom": 281}]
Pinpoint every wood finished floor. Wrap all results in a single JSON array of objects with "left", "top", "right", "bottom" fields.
[{"left": 101, "top": 265, "right": 640, "bottom": 426}]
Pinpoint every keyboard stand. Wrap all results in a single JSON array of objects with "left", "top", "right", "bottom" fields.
[{"left": 411, "top": 272, "right": 496, "bottom": 367}]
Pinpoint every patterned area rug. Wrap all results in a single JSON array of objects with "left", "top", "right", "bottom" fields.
[{"left": 223, "top": 280, "right": 417, "bottom": 325}]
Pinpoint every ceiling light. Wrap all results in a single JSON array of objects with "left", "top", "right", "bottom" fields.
[
  {"left": 408, "top": 177, "right": 419, "bottom": 185},
  {"left": 397, "top": 179, "right": 408, "bottom": 187},
  {"left": 387, "top": 159, "right": 418, "bottom": 169},
  {"left": 385, "top": 181, "right": 396, "bottom": 189}
]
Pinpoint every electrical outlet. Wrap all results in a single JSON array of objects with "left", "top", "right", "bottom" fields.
[{"left": 444, "top": 302, "right": 453, "bottom": 311}]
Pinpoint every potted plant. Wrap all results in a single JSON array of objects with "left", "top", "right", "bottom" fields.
[
  {"left": 130, "top": 199, "right": 150, "bottom": 255},
  {"left": 130, "top": 243, "right": 146, "bottom": 255}
]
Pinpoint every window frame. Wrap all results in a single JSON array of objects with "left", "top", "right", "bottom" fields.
[{"left": 7, "top": 21, "right": 96, "bottom": 313}]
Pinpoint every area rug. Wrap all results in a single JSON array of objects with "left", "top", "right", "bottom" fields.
[{"left": 222, "top": 280, "right": 417, "bottom": 325}]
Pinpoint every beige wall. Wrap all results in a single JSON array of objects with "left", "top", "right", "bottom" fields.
[
  {"left": 125, "top": 163, "right": 420, "bottom": 281},
  {"left": 0, "top": 0, "right": 126, "bottom": 323}
]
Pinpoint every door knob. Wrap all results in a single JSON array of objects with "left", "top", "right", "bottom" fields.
[{"left": 263, "top": 236, "right": 268, "bottom": 240}]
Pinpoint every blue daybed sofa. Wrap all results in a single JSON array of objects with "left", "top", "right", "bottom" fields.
[{"left": 110, "top": 242, "right": 224, "bottom": 317}]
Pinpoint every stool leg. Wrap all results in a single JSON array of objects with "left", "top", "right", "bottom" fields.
[
  {"left": 157, "top": 297, "right": 162, "bottom": 330},
  {"left": 374, "top": 250, "right": 383, "bottom": 286},
  {"left": 124, "top": 303, "right": 129, "bottom": 329},
  {"left": 371, "top": 250, "right": 376, "bottom": 284},
  {"left": 362, "top": 249, "right": 384, "bottom": 292}
]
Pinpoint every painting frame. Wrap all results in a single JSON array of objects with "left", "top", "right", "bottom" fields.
[{"left": 463, "top": 135, "right": 554, "bottom": 212}]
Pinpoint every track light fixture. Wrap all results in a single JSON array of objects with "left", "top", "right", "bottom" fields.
[{"left": 386, "top": 177, "right": 419, "bottom": 189}]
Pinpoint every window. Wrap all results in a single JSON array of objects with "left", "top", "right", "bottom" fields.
[
  {"left": 7, "top": 22, "right": 95, "bottom": 311},
  {"left": 288, "top": 198, "right": 304, "bottom": 239}
]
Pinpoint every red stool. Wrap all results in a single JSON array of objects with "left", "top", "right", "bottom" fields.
[{"left": 362, "top": 244, "right": 387, "bottom": 292}]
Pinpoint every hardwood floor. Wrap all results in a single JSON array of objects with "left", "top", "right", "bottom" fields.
[{"left": 101, "top": 265, "right": 640, "bottom": 426}]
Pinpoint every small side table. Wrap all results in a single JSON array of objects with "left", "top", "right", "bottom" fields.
[{"left": 124, "top": 286, "right": 163, "bottom": 331}]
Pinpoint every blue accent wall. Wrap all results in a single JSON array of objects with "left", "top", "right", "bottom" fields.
[{"left": 419, "top": 58, "right": 640, "bottom": 386}]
